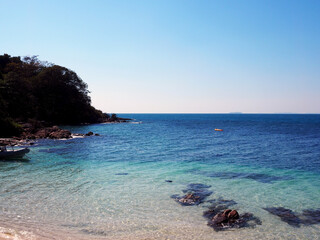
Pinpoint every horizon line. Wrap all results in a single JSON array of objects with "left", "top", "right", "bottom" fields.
[{"left": 114, "top": 112, "right": 320, "bottom": 114}]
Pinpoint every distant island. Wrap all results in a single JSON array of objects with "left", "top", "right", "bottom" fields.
[{"left": 0, "top": 54, "right": 130, "bottom": 139}]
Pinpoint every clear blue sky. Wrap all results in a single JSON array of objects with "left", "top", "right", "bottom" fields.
[{"left": 1, "top": 0, "right": 319, "bottom": 113}]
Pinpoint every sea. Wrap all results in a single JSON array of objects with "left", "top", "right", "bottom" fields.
[{"left": 0, "top": 114, "right": 320, "bottom": 240}]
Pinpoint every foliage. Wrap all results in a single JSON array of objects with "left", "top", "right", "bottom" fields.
[{"left": 0, "top": 54, "right": 107, "bottom": 136}]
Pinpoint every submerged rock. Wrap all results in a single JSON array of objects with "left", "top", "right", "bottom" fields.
[
  {"left": 172, "top": 183, "right": 213, "bottom": 206},
  {"left": 178, "top": 193, "right": 202, "bottom": 205},
  {"left": 85, "top": 131, "right": 94, "bottom": 136},
  {"left": 263, "top": 207, "right": 301, "bottom": 227},
  {"left": 165, "top": 180, "right": 173, "bottom": 183},
  {"left": 203, "top": 198, "right": 237, "bottom": 220},
  {"left": 205, "top": 172, "right": 293, "bottom": 183},
  {"left": 300, "top": 209, "right": 320, "bottom": 225},
  {"left": 184, "top": 183, "right": 211, "bottom": 191},
  {"left": 115, "top": 173, "right": 128, "bottom": 175},
  {"left": 264, "top": 207, "right": 320, "bottom": 227},
  {"left": 203, "top": 197, "right": 261, "bottom": 231},
  {"left": 208, "top": 210, "right": 261, "bottom": 231}
]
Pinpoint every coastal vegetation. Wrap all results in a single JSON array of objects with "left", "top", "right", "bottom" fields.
[{"left": 0, "top": 54, "right": 123, "bottom": 138}]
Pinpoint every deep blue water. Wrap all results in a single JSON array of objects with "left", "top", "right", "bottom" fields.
[
  {"left": 112, "top": 114, "right": 320, "bottom": 173},
  {"left": 1, "top": 114, "right": 320, "bottom": 239}
]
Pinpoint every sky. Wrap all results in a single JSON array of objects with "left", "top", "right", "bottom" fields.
[{"left": 1, "top": 0, "right": 320, "bottom": 113}]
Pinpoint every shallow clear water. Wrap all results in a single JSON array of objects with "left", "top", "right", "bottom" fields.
[{"left": 0, "top": 114, "right": 320, "bottom": 239}]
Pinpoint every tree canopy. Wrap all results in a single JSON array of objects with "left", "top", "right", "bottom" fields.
[{"left": 0, "top": 54, "right": 106, "bottom": 137}]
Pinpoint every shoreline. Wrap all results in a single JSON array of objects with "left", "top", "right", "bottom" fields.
[{"left": 0, "top": 117, "right": 132, "bottom": 147}]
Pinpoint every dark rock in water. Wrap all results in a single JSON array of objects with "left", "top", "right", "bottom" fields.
[
  {"left": 264, "top": 207, "right": 320, "bottom": 227},
  {"left": 228, "top": 209, "right": 240, "bottom": 219},
  {"left": 175, "top": 193, "right": 202, "bottom": 206},
  {"left": 244, "top": 173, "right": 292, "bottom": 183},
  {"left": 182, "top": 183, "right": 213, "bottom": 198},
  {"left": 94, "top": 133, "right": 100, "bottom": 136},
  {"left": 165, "top": 180, "right": 173, "bottom": 183},
  {"left": 172, "top": 183, "right": 213, "bottom": 206},
  {"left": 115, "top": 173, "right": 128, "bottom": 175},
  {"left": 263, "top": 207, "right": 301, "bottom": 227},
  {"left": 203, "top": 197, "right": 260, "bottom": 231},
  {"left": 85, "top": 131, "right": 94, "bottom": 136},
  {"left": 185, "top": 183, "right": 211, "bottom": 191},
  {"left": 300, "top": 209, "right": 320, "bottom": 225},
  {"left": 203, "top": 198, "right": 237, "bottom": 220},
  {"left": 236, "top": 212, "right": 262, "bottom": 228},
  {"left": 208, "top": 210, "right": 261, "bottom": 231},
  {"left": 211, "top": 209, "right": 230, "bottom": 225}
]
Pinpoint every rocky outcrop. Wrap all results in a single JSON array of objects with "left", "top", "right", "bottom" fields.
[
  {"left": 20, "top": 125, "right": 71, "bottom": 139},
  {"left": 11, "top": 120, "right": 103, "bottom": 141},
  {"left": 48, "top": 129, "right": 72, "bottom": 139},
  {"left": 103, "top": 114, "right": 132, "bottom": 123}
]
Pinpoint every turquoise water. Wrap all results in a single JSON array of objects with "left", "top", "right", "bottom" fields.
[{"left": 0, "top": 114, "right": 320, "bottom": 239}]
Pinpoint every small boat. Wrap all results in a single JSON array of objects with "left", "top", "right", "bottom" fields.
[
  {"left": 0, "top": 147, "right": 30, "bottom": 159},
  {"left": 214, "top": 129, "right": 223, "bottom": 131}
]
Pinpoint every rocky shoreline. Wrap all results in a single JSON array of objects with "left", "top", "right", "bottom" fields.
[{"left": 0, "top": 116, "right": 131, "bottom": 147}]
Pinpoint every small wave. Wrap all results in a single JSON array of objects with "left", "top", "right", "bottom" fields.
[{"left": 71, "top": 135, "right": 85, "bottom": 139}]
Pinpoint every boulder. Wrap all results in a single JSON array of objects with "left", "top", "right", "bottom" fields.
[
  {"left": 49, "top": 129, "right": 71, "bottom": 139},
  {"left": 52, "top": 125, "right": 60, "bottom": 131},
  {"left": 211, "top": 211, "right": 229, "bottom": 225},
  {"left": 35, "top": 129, "right": 50, "bottom": 138},
  {"left": 228, "top": 210, "right": 240, "bottom": 220},
  {"left": 85, "top": 131, "right": 94, "bottom": 136},
  {"left": 208, "top": 209, "right": 261, "bottom": 231}
]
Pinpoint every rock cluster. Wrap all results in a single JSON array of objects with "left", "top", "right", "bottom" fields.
[
  {"left": 171, "top": 183, "right": 261, "bottom": 232},
  {"left": 20, "top": 125, "right": 72, "bottom": 139},
  {"left": 207, "top": 209, "right": 261, "bottom": 231},
  {"left": 202, "top": 197, "right": 261, "bottom": 231}
]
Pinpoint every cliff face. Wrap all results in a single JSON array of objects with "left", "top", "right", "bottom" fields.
[{"left": 0, "top": 54, "right": 112, "bottom": 137}]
